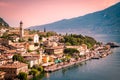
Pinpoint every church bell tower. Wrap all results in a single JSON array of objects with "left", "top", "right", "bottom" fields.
[{"left": 20, "top": 21, "right": 24, "bottom": 38}]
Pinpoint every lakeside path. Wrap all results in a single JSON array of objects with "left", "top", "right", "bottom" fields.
[
  {"left": 44, "top": 57, "right": 93, "bottom": 72},
  {"left": 44, "top": 49, "right": 112, "bottom": 72}
]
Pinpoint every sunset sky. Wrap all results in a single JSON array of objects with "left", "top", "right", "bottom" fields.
[{"left": 0, "top": 0, "right": 119, "bottom": 28}]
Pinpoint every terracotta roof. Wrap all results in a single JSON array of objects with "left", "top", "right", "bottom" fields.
[
  {"left": 24, "top": 56, "right": 39, "bottom": 61},
  {"left": 0, "top": 61, "right": 27, "bottom": 69},
  {"left": 0, "top": 71, "right": 5, "bottom": 75},
  {"left": 46, "top": 46, "right": 64, "bottom": 49}
]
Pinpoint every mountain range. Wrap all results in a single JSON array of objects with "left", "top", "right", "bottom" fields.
[{"left": 29, "top": 2, "right": 120, "bottom": 35}]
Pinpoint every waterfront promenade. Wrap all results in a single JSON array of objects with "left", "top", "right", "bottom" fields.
[
  {"left": 44, "top": 57, "right": 91, "bottom": 72},
  {"left": 44, "top": 48, "right": 111, "bottom": 72}
]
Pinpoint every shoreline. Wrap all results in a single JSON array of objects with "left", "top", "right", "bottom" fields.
[
  {"left": 44, "top": 49, "right": 111, "bottom": 72},
  {"left": 44, "top": 57, "right": 91, "bottom": 72}
]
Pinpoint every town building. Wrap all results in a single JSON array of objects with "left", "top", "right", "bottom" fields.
[
  {"left": 0, "top": 28, "right": 8, "bottom": 37},
  {"left": 24, "top": 56, "right": 40, "bottom": 68},
  {"left": 0, "top": 61, "right": 28, "bottom": 79},
  {"left": 66, "top": 44, "right": 88, "bottom": 55},
  {"left": 0, "top": 38, "right": 10, "bottom": 45},
  {"left": 0, "top": 71, "right": 5, "bottom": 80},
  {"left": 45, "top": 46, "right": 64, "bottom": 55},
  {"left": 42, "top": 55, "right": 56, "bottom": 63},
  {"left": 23, "top": 53, "right": 43, "bottom": 68},
  {"left": 34, "top": 34, "right": 39, "bottom": 43}
]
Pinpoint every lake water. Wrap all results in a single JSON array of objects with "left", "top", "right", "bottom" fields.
[{"left": 35, "top": 34, "right": 120, "bottom": 80}]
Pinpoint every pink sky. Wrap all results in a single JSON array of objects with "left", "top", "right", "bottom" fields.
[{"left": 0, "top": 0, "right": 119, "bottom": 28}]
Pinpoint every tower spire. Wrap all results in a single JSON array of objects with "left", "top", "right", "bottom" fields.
[
  {"left": 19, "top": 21, "right": 24, "bottom": 39},
  {"left": 44, "top": 27, "right": 46, "bottom": 32}
]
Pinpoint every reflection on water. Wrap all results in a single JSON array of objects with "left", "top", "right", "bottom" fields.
[
  {"left": 42, "top": 47, "right": 120, "bottom": 80},
  {"left": 45, "top": 73, "right": 50, "bottom": 78}
]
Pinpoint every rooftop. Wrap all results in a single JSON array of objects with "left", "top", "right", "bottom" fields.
[
  {"left": 0, "top": 71, "right": 5, "bottom": 75},
  {"left": 46, "top": 46, "right": 64, "bottom": 49},
  {"left": 0, "top": 61, "right": 27, "bottom": 69}
]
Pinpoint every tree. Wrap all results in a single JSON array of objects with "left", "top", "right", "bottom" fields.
[
  {"left": 27, "top": 49, "right": 33, "bottom": 52},
  {"left": 19, "top": 38, "right": 25, "bottom": 42},
  {"left": 36, "top": 50, "right": 40, "bottom": 54},
  {"left": 65, "top": 55, "right": 71, "bottom": 63},
  {"left": 62, "top": 34, "right": 97, "bottom": 48},
  {"left": 34, "top": 43, "right": 39, "bottom": 46},
  {"left": 12, "top": 54, "right": 25, "bottom": 63},
  {"left": 37, "top": 66, "right": 44, "bottom": 72},
  {"left": 29, "top": 30, "right": 37, "bottom": 34},
  {"left": 0, "top": 32, "right": 8, "bottom": 39},
  {"left": 17, "top": 72, "right": 28, "bottom": 80},
  {"left": 29, "top": 69, "right": 39, "bottom": 77},
  {"left": 32, "top": 64, "right": 39, "bottom": 69},
  {"left": 65, "top": 42, "right": 71, "bottom": 46},
  {"left": 61, "top": 58, "right": 66, "bottom": 64},
  {"left": 46, "top": 31, "right": 57, "bottom": 37},
  {"left": 64, "top": 48, "right": 79, "bottom": 56},
  {"left": 28, "top": 37, "right": 33, "bottom": 41}
]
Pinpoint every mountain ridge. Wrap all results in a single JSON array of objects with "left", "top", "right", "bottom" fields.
[
  {"left": 0, "top": 17, "right": 9, "bottom": 28},
  {"left": 28, "top": 2, "right": 120, "bottom": 35}
]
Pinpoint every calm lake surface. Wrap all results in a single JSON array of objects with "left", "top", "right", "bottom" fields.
[{"left": 36, "top": 34, "right": 120, "bottom": 80}]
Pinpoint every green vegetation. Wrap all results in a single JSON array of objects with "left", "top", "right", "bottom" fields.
[
  {"left": 27, "top": 49, "right": 33, "bottom": 53},
  {"left": 17, "top": 72, "right": 28, "bottom": 80},
  {"left": 37, "top": 66, "right": 44, "bottom": 72},
  {"left": 32, "top": 65, "right": 39, "bottom": 69},
  {"left": 36, "top": 50, "right": 40, "bottom": 54},
  {"left": 0, "top": 33, "right": 18, "bottom": 40},
  {"left": 32, "top": 65, "right": 44, "bottom": 72},
  {"left": 29, "top": 69, "right": 39, "bottom": 77},
  {"left": 60, "top": 34, "right": 97, "bottom": 48},
  {"left": 30, "top": 72, "right": 45, "bottom": 80},
  {"left": 12, "top": 54, "right": 26, "bottom": 63},
  {"left": 64, "top": 48, "right": 79, "bottom": 56},
  {"left": 19, "top": 38, "right": 25, "bottom": 42},
  {"left": 28, "top": 37, "right": 33, "bottom": 41},
  {"left": 34, "top": 43, "right": 39, "bottom": 46},
  {"left": 0, "top": 33, "right": 8, "bottom": 39},
  {"left": 39, "top": 31, "right": 57, "bottom": 39},
  {"left": 39, "top": 33, "right": 46, "bottom": 40},
  {"left": 29, "top": 30, "right": 38, "bottom": 34},
  {"left": 65, "top": 55, "right": 71, "bottom": 62},
  {"left": 46, "top": 31, "right": 57, "bottom": 37},
  {"left": 30, "top": 65, "right": 45, "bottom": 80}
]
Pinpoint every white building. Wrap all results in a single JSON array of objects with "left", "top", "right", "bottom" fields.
[{"left": 34, "top": 34, "right": 39, "bottom": 43}]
